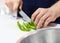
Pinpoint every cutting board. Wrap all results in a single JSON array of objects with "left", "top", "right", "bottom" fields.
[{"left": 0, "top": 12, "right": 60, "bottom": 43}]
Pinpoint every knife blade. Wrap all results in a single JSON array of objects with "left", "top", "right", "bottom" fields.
[{"left": 19, "top": 10, "right": 31, "bottom": 22}]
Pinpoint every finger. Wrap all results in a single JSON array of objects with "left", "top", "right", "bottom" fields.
[
  {"left": 31, "top": 8, "right": 41, "bottom": 21},
  {"left": 34, "top": 13, "right": 43, "bottom": 25},
  {"left": 37, "top": 21, "right": 43, "bottom": 29},
  {"left": 36, "top": 17, "right": 44, "bottom": 29},
  {"left": 36, "top": 12, "right": 50, "bottom": 29},
  {"left": 43, "top": 16, "right": 53, "bottom": 28},
  {"left": 34, "top": 9, "right": 48, "bottom": 25},
  {"left": 5, "top": 1, "right": 13, "bottom": 10},
  {"left": 38, "top": 12, "right": 50, "bottom": 24},
  {"left": 13, "top": 2, "right": 19, "bottom": 11},
  {"left": 13, "top": 0, "right": 21, "bottom": 11},
  {"left": 19, "top": 0, "right": 23, "bottom": 10}
]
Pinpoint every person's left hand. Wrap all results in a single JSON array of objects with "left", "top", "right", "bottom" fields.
[
  {"left": 5, "top": 0, "right": 22, "bottom": 12},
  {"left": 31, "top": 8, "right": 60, "bottom": 29}
]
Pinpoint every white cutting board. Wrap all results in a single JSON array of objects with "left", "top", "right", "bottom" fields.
[
  {"left": 0, "top": 13, "right": 60, "bottom": 43},
  {"left": 0, "top": 13, "right": 31, "bottom": 43},
  {"left": 0, "top": 2, "right": 30, "bottom": 43}
]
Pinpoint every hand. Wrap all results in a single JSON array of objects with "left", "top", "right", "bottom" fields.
[
  {"left": 5, "top": 0, "right": 22, "bottom": 11},
  {"left": 31, "top": 8, "right": 60, "bottom": 29}
]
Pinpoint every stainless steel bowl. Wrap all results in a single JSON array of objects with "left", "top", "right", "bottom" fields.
[{"left": 17, "top": 28, "right": 60, "bottom": 43}]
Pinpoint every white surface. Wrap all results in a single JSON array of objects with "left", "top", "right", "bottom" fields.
[
  {"left": 0, "top": 14, "right": 30, "bottom": 43},
  {"left": 0, "top": 3, "right": 30, "bottom": 43}
]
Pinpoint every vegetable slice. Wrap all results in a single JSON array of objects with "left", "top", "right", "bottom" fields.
[
  {"left": 17, "top": 20, "right": 37, "bottom": 31},
  {"left": 17, "top": 21, "right": 26, "bottom": 31}
]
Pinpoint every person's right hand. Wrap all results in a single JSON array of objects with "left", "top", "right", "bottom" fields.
[{"left": 5, "top": 0, "right": 22, "bottom": 12}]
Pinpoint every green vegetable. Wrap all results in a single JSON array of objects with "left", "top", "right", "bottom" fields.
[
  {"left": 17, "top": 21, "right": 26, "bottom": 31},
  {"left": 23, "top": 22, "right": 31, "bottom": 31},
  {"left": 17, "top": 21, "right": 36, "bottom": 31}
]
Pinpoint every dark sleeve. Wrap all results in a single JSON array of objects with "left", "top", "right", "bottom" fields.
[
  {"left": 20, "top": 0, "right": 60, "bottom": 24},
  {"left": 54, "top": 17, "right": 60, "bottom": 24}
]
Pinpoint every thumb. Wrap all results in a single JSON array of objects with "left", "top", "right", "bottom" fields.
[{"left": 13, "top": 2, "right": 19, "bottom": 11}]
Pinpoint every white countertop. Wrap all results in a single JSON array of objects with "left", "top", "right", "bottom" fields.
[{"left": 0, "top": 13, "right": 60, "bottom": 43}]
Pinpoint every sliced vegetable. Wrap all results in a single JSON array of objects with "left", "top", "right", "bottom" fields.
[
  {"left": 23, "top": 22, "right": 31, "bottom": 31},
  {"left": 17, "top": 21, "right": 26, "bottom": 31},
  {"left": 17, "top": 20, "right": 37, "bottom": 31}
]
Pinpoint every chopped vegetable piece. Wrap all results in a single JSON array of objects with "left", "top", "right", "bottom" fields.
[
  {"left": 17, "top": 20, "right": 37, "bottom": 31},
  {"left": 17, "top": 21, "right": 26, "bottom": 31}
]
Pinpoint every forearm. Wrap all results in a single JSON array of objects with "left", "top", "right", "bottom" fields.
[{"left": 50, "top": 1, "right": 60, "bottom": 17}]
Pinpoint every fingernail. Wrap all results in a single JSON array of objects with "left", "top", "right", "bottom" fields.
[{"left": 37, "top": 24, "right": 43, "bottom": 29}]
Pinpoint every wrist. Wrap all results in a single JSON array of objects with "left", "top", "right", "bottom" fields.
[{"left": 49, "top": 1, "right": 60, "bottom": 17}]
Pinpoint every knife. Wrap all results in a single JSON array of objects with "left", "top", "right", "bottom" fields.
[{"left": 19, "top": 10, "right": 31, "bottom": 22}]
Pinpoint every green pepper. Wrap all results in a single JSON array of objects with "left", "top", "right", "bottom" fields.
[
  {"left": 17, "top": 21, "right": 26, "bottom": 31},
  {"left": 17, "top": 20, "right": 37, "bottom": 32},
  {"left": 28, "top": 21, "right": 36, "bottom": 30},
  {"left": 23, "top": 22, "right": 31, "bottom": 31}
]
